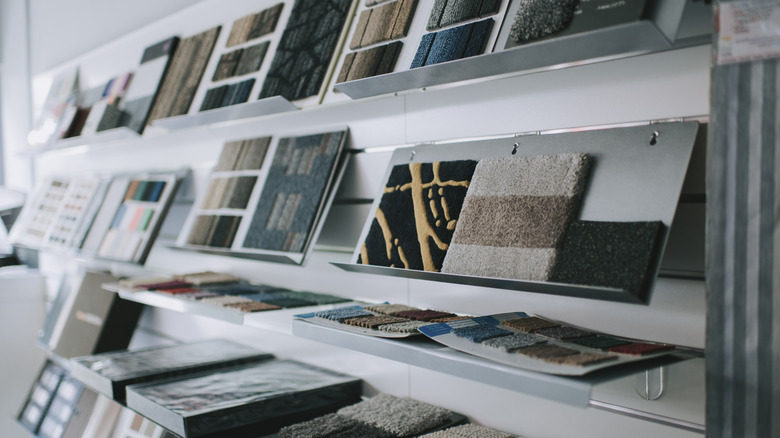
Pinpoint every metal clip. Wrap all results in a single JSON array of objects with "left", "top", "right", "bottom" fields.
[{"left": 634, "top": 366, "right": 665, "bottom": 400}]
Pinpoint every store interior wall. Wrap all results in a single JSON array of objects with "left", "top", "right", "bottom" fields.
[{"left": 4, "top": 1, "right": 713, "bottom": 437}]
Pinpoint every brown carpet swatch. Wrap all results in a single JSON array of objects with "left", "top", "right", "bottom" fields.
[
  {"left": 337, "top": 42, "right": 403, "bottom": 83},
  {"left": 350, "top": 0, "right": 418, "bottom": 50}
]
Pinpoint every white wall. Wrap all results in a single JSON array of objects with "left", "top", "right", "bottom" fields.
[{"left": 9, "top": 0, "right": 711, "bottom": 436}]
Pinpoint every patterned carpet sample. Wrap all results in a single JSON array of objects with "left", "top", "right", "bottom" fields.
[{"left": 411, "top": 19, "right": 493, "bottom": 68}]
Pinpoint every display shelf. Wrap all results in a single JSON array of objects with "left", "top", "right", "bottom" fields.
[
  {"left": 149, "top": 96, "right": 298, "bottom": 132},
  {"left": 22, "top": 127, "right": 141, "bottom": 156},
  {"left": 335, "top": 16, "right": 710, "bottom": 100},
  {"left": 290, "top": 318, "right": 704, "bottom": 432}
]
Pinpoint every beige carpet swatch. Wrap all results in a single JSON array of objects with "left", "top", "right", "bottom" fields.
[{"left": 441, "top": 153, "right": 591, "bottom": 281}]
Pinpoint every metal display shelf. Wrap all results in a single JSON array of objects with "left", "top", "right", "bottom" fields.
[
  {"left": 291, "top": 318, "right": 704, "bottom": 433},
  {"left": 150, "top": 96, "right": 298, "bottom": 132},
  {"left": 22, "top": 126, "right": 140, "bottom": 156},
  {"left": 335, "top": 2, "right": 712, "bottom": 100}
]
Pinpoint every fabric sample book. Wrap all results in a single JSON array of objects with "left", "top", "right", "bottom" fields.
[
  {"left": 243, "top": 131, "right": 346, "bottom": 253},
  {"left": 259, "top": 0, "right": 354, "bottom": 102},
  {"left": 358, "top": 160, "right": 478, "bottom": 271},
  {"left": 441, "top": 153, "right": 591, "bottom": 281},
  {"left": 146, "top": 26, "right": 221, "bottom": 123}
]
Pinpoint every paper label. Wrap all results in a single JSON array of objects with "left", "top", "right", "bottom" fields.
[{"left": 718, "top": 1, "right": 780, "bottom": 65}]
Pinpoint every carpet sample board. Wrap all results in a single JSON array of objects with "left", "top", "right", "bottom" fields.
[
  {"left": 235, "top": 42, "right": 270, "bottom": 76},
  {"left": 358, "top": 160, "right": 478, "bottom": 271},
  {"left": 337, "top": 41, "right": 403, "bottom": 82},
  {"left": 187, "top": 215, "right": 242, "bottom": 248},
  {"left": 259, "top": 0, "right": 353, "bottom": 101},
  {"left": 509, "top": 0, "right": 577, "bottom": 43},
  {"left": 147, "top": 26, "right": 221, "bottom": 123},
  {"left": 117, "top": 37, "right": 179, "bottom": 133},
  {"left": 441, "top": 153, "right": 591, "bottom": 281},
  {"left": 212, "top": 49, "right": 243, "bottom": 81},
  {"left": 243, "top": 131, "right": 345, "bottom": 253},
  {"left": 427, "top": 0, "right": 501, "bottom": 30},
  {"left": 549, "top": 220, "right": 665, "bottom": 298},
  {"left": 199, "top": 78, "right": 255, "bottom": 111},
  {"left": 215, "top": 136, "right": 271, "bottom": 171},
  {"left": 226, "top": 3, "right": 284, "bottom": 47},
  {"left": 411, "top": 19, "right": 493, "bottom": 68},
  {"left": 349, "top": 0, "right": 418, "bottom": 49}
]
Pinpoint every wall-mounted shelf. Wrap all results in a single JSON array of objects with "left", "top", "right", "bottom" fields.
[
  {"left": 22, "top": 127, "right": 140, "bottom": 156},
  {"left": 149, "top": 96, "right": 298, "bottom": 132}
]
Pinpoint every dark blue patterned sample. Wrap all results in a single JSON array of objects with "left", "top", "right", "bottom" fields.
[
  {"left": 315, "top": 307, "right": 373, "bottom": 322},
  {"left": 452, "top": 324, "right": 512, "bottom": 342},
  {"left": 410, "top": 19, "right": 493, "bottom": 68},
  {"left": 427, "top": 0, "right": 501, "bottom": 30}
]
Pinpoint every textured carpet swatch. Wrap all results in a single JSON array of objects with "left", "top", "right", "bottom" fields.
[
  {"left": 377, "top": 320, "right": 430, "bottom": 333},
  {"left": 441, "top": 153, "right": 591, "bottom": 281},
  {"left": 451, "top": 324, "right": 512, "bottom": 342},
  {"left": 350, "top": 0, "right": 418, "bottom": 49},
  {"left": 213, "top": 49, "right": 243, "bottom": 81},
  {"left": 227, "top": 3, "right": 284, "bottom": 47},
  {"left": 337, "top": 41, "right": 403, "bottom": 83},
  {"left": 186, "top": 215, "right": 241, "bottom": 248},
  {"left": 259, "top": 0, "right": 352, "bottom": 101},
  {"left": 427, "top": 0, "right": 501, "bottom": 30},
  {"left": 509, "top": 0, "right": 577, "bottom": 43},
  {"left": 214, "top": 136, "right": 271, "bottom": 172},
  {"left": 500, "top": 316, "right": 559, "bottom": 333},
  {"left": 481, "top": 333, "right": 545, "bottom": 352},
  {"left": 549, "top": 220, "right": 665, "bottom": 298},
  {"left": 235, "top": 41, "right": 270, "bottom": 76},
  {"left": 242, "top": 131, "right": 344, "bottom": 253},
  {"left": 278, "top": 413, "right": 393, "bottom": 438},
  {"left": 571, "top": 335, "right": 630, "bottom": 350},
  {"left": 358, "top": 160, "right": 478, "bottom": 271},
  {"left": 147, "top": 26, "right": 220, "bottom": 123},
  {"left": 411, "top": 19, "right": 493, "bottom": 68},
  {"left": 337, "top": 393, "right": 452, "bottom": 436},
  {"left": 419, "top": 423, "right": 512, "bottom": 438}
]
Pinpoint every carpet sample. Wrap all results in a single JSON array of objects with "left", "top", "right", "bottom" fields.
[
  {"left": 411, "top": 19, "right": 493, "bottom": 68},
  {"left": 481, "top": 333, "right": 546, "bottom": 352},
  {"left": 227, "top": 3, "right": 284, "bottom": 47},
  {"left": 147, "top": 26, "right": 220, "bottom": 123},
  {"left": 337, "top": 42, "right": 403, "bottom": 83},
  {"left": 186, "top": 215, "right": 241, "bottom": 248},
  {"left": 199, "top": 295, "right": 253, "bottom": 306},
  {"left": 343, "top": 315, "right": 408, "bottom": 328},
  {"left": 259, "top": 0, "right": 352, "bottom": 101},
  {"left": 215, "top": 136, "right": 271, "bottom": 171},
  {"left": 337, "top": 393, "right": 452, "bottom": 437},
  {"left": 224, "top": 176, "right": 258, "bottom": 209},
  {"left": 316, "top": 307, "right": 373, "bottom": 322},
  {"left": 571, "top": 335, "right": 631, "bottom": 350},
  {"left": 224, "top": 301, "right": 281, "bottom": 312},
  {"left": 212, "top": 49, "right": 243, "bottom": 81},
  {"left": 549, "top": 220, "right": 665, "bottom": 298},
  {"left": 349, "top": 0, "right": 418, "bottom": 49},
  {"left": 177, "top": 271, "right": 241, "bottom": 285},
  {"left": 243, "top": 131, "right": 344, "bottom": 253},
  {"left": 517, "top": 344, "right": 579, "bottom": 360},
  {"left": 377, "top": 320, "right": 429, "bottom": 333},
  {"left": 509, "top": 0, "right": 578, "bottom": 43},
  {"left": 452, "top": 324, "right": 512, "bottom": 342},
  {"left": 261, "top": 297, "right": 315, "bottom": 308},
  {"left": 427, "top": 0, "right": 501, "bottom": 30},
  {"left": 278, "top": 413, "right": 393, "bottom": 438},
  {"left": 533, "top": 325, "right": 593, "bottom": 340},
  {"left": 235, "top": 42, "right": 270, "bottom": 76},
  {"left": 500, "top": 316, "right": 559, "bottom": 333},
  {"left": 420, "top": 423, "right": 512, "bottom": 438},
  {"left": 358, "top": 160, "right": 478, "bottom": 271},
  {"left": 364, "top": 303, "right": 420, "bottom": 314},
  {"left": 200, "top": 85, "right": 229, "bottom": 111},
  {"left": 178, "top": 291, "right": 219, "bottom": 300},
  {"left": 441, "top": 153, "right": 591, "bottom": 281},
  {"left": 392, "top": 309, "right": 455, "bottom": 321},
  {"left": 226, "top": 14, "right": 255, "bottom": 47},
  {"left": 546, "top": 352, "right": 617, "bottom": 366},
  {"left": 608, "top": 342, "right": 675, "bottom": 356}
]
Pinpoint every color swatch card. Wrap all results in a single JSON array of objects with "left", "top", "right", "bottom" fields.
[
  {"left": 82, "top": 172, "right": 182, "bottom": 264},
  {"left": 18, "top": 360, "right": 67, "bottom": 435},
  {"left": 10, "top": 175, "right": 108, "bottom": 251},
  {"left": 197, "top": 2, "right": 286, "bottom": 113},
  {"left": 125, "top": 359, "right": 361, "bottom": 437},
  {"left": 296, "top": 303, "right": 470, "bottom": 338},
  {"left": 178, "top": 130, "right": 347, "bottom": 264},
  {"left": 418, "top": 312, "right": 676, "bottom": 376},
  {"left": 495, "top": 0, "right": 648, "bottom": 51}
]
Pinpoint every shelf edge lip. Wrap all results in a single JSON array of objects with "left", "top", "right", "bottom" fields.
[
  {"left": 588, "top": 400, "right": 705, "bottom": 434},
  {"left": 330, "top": 262, "right": 644, "bottom": 304},
  {"left": 334, "top": 20, "right": 677, "bottom": 100},
  {"left": 149, "top": 96, "right": 298, "bottom": 132}
]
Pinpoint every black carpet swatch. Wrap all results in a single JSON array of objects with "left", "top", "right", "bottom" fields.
[
  {"left": 337, "top": 41, "right": 403, "bottom": 83},
  {"left": 411, "top": 19, "right": 493, "bottom": 68},
  {"left": 550, "top": 220, "right": 665, "bottom": 298},
  {"left": 357, "top": 160, "right": 478, "bottom": 271},
  {"left": 259, "top": 0, "right": 353, "bottom": 101},
  {"left": 427, "top": 0, "right": 501, "bottom": 30},
  {"left": 509, "top": 0, "right": 578, "bottom": 43},
  {"left": 200, "top": 85, "right": 229, "bottom": 111},
  {"left": 243, "top": 131, "right": 345, "bottom": 253}
]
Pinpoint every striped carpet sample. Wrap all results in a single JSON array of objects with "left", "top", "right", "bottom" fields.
[
  {"left": 259, "top": 0, "right": 353, "bottom": 101},
  {"left": 243, "top": 131, "right": 345, "bottom": 253},
  {"left": 549, "top": 220, "right": 665, "bottom": 298},
  {"left": 357, "top": 160, "right": 478, "bottom": 271},
  {"left": 350, "top": 0, "right": 418, "bottom": 49},
  {"left": 147, "top": 26, "right": 221, "bottom": 123},
  {"left": 411, "top": 19, "right": 493, "bottom": 68},
  {"left": 441, "top": 153, "right": 591, "bottom": 281},
  {"left": 235, "top": 42, "right": 270, "bottom": 76},
  {"left": 212, "top": 49, "right": 243, "bottom": 81},
  {"left": 186, "top": 215, "right": 242, "bottom": 248},
  {"left": 214, "top": 137, "right": 271, "bottom": 172},
  {"left": 337, "top": 42, "right": 403, "bottom": 82},
  {"left": 226, "top": 3, "right": 284, "bottom": 47},
  {"left": 509, "top": 0, "right": 577, "bottom": 43},
  {"left": 427, "top": 0, "right": 501, "bottom": 30}
]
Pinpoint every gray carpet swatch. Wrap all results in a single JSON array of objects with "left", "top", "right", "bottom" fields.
[
  {"left": 509, "top": 0, "right": 578, "bottom": 43},
  {"left": 278, "top": 413, "right": 393, "bottom": 437},
  {"left": 419, "top": 423, "right": 513, "bottom": 438},
  {"left": 337, "top": 41, "right": 403, "bottom": 83},
  {"left": 441, "top": 153, "right": 591, "bottom": 281},
  {"left": 212, "top": 49, "right": 243, "bottom": 81},
  {"left": 243, "top": 131, "right": 344, "bottom": 253},
  {"left": 427, "top": 0, "right": 501, "bottom": 30},
  {"left": 337, "top": 393, "right": 452, "bottom": 436},
  {"left": 549, "top": 220, "right": 665, "bottom": 299},
  {"left": 235, "top": 42, "right": 270, "bottom": 76}
]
